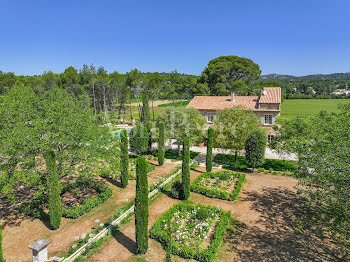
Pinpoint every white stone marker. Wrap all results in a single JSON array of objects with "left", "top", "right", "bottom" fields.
[{"left": 28, "top": 239, "right": 50, "bottom": 262}]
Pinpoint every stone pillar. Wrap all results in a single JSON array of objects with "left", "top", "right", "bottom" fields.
[{"left": 28, "top": 239, "right": 50, "bottom": 262}]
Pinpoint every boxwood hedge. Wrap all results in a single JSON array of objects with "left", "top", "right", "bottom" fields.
[
  {"left": 150, "top": 203, "right": 231, "bottom": 262},
  {"left": 191, "top": 171, "right": 246, "bottom": 201}
]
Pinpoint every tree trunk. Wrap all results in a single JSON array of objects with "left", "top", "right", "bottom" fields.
[
  {"left": 177, "top": 142, "right": 181, "bottom": 156},
  {"left": 152, "top": 99, "right": 155, "bottom": 120},
  {"left": 234, "top": 149, "right": 238, "bottom": 162},
  {"left": 92, "top": 80, "right": 97, "bottom": 119}
]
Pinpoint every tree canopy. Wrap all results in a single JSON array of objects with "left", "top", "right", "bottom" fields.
[{"left": 197, "top": 56, "right": 261, "bottom": 96}]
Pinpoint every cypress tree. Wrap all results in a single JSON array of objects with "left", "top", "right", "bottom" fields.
[
  {"left": 120, "top": 129, "right": 129, "bottom": 187},
  {"left": 181, "top": 137, "right": 190, "bottom": 200},
  {"left": 129, "top": 124, "right": 149, "bottom": 155},
  {"left": 135, "top": 156, "right": 149, "bottom": 254},
  {"left": 0, "top": 224, "right": 4, "bottom": 262},
  {"left": 206, "top": 127, "right": 213, "bottom": 172},
  {"left": 245, "top": 129, "right": 266, "bottom": 171},
  {"left": 158, "top": 121, "right": 165, "bottom": 166},
  {"left": 165, "top": 217, "right": 172, "bottom": 262},
  {"left": 45, "top": 149, "right": 62, "bottom": 230}
]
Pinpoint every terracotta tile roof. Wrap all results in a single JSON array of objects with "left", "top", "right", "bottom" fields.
[
  {"left": 186, "top": 96, "right": 259, "bottom": 111},
  {"left": 259, "top": 87, "right": 281, "bottom": 104}
]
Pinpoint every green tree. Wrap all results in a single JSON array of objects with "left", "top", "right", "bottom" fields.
[
  {"left": 157, "top": 107, "right": 206, "bottom": 155},
  {"left": 213, "top": 107, "right": 260, "bottom": 162},
  {"left": 0, "top": 223, "right": 4, "bottom": 262},
  {"left": 245, "top": 129, "right": 266, "bottom": 170},
  {"left": 129, "top": 124, "right": 149, "bottom": 155},
  {"left": 135, "top": 156, "right": 149, "bottom": 254},
  {"left": 206, "top": 127, "right": 213, "bottom": 172},
  {"left": 0, "top": 85, "right": 106, "bottom": 197},
  {"left": 273, "top": 106, "right": 350, "bottom": 247},
  {"left": 45, "top": 150, "right": 62, "bottom": 229},
  {"left": 120, "top": 129, "right": 129, "bottom": 188},
  {"left": 197, "top": 56, "right": 261, "bottom": 96},
  {"left": 181, "top": 137, "right": 190, "bottom": 200},
  {"left": 158, "top": 121, "right": 165, "bottom": 166}
]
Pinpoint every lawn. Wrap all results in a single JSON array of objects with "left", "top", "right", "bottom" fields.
[{"left": 281, "top": 99, "right": 350, "bottom": 117}]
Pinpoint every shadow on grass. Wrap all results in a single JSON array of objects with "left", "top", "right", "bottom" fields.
[
  {"left": 222, "top": 187, "right": 347, "bottom": 261},
  {"left": 112, "top": 229, "right": 137, "bottom": 255}
]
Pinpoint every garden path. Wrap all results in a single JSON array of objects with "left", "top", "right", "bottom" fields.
[
  {"left": 1, "top": 161, "right": 179, "bottom": 262},
  {"left": 88, "top": 167, "right": 344, "bottom": 262}
]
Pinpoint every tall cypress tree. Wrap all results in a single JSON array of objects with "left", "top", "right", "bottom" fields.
[
  {"left": 245, "top": 129, "right": 266, "bottom": 171},
  {"left": 206, "top": 127, "right": 213, "bottom": 172},
  {"left": 181, "top": 137, "right": 190, "bottom": 200},
  {"left": 0, "top": 224, "right": 4, "bottom": 262},
  {"left": 45, "top": 149, "right": 62, "bottom": 230},
  {"left": 120, "top": 129, "right": 129, "bottom": 187},
  {"left": 135, "top": 156, "right": 149, "bottom": 254},
  {"left": 158, "top": 121, "right": 165, "bottom": 166}
]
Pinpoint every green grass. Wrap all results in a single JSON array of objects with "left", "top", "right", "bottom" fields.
[
  {"left": 158, "top": 100, "right": 190, "bottom": 107},
  {"left": 281, "top": 99, "right": 350, "bottom": 117}
]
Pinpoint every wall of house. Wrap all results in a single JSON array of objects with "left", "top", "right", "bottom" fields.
[{"left": 259, "top": 103, "right": 280, "bottom": 110}]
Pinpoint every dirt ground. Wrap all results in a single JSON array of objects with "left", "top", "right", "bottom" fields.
[
  {"left": 87, "top": 167, "right": 346, "bottom": 262},
  {"left": 1, "top": 161, "right": 178, "bottom": 262}
]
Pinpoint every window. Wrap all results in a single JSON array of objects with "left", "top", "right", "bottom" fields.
[
  {"left": 267, "top": 135, "right": 274, "bottom": 144},
  {"left": 207, "top": 112, "right": 216, "bottom": 122},
  {"left": 264, "top": 114, "right": 273, "bottom": 125}
]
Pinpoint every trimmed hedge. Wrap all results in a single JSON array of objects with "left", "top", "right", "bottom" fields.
[
  {"left": 213, "top": 154, "right": 296, "bottom": 172},
  {"left": 21, "top": 180, "right": 112, "bottom": 219},
  {"left": 150, "top": 203, "right": 231, "bottom": 262},
  {"left": 191, "top": 171, "right": 246, "bottom": 201}
]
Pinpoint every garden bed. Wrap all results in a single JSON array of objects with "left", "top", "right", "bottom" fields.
[
  {"left": 150, "top": 202, "right": 231, "bottom": 262},
  {"left": 213, "top": 154, "right": 296, "bottom": 173},
  {"left": 21, "top": 179, "right": 112, "bottom": 219},
  {"left": 191, "top": 171, "right": 246, "bottom": 201}
]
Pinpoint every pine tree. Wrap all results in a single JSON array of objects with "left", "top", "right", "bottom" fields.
[
  {"left": 0, "top": 223, "right": 5, "bottom": 262},
  {"left": 120, "top": 129, "right": 129, "bottom": 187},
  {"left": 140, "top": 89, "right": 152, "bottom": 152},
  {"left": 45, "top": 149, "right": 62, "bottom": 230},
  {"left": 181, "top": 137, "right": 190, "bottom": 200},
  {"left": 135, "top": 156, "right": 149, "bottom": 254},
  {"left": 158, "top": 121, "right": 165, "bottom": 166},
  {"left": 206, "top": 127, "right": 213, "bottom": 172},
  {"left": 245, "top": 129, "right": 266, "bottom": 171}
]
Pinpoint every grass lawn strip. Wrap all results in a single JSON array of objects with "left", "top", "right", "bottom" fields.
[
  {"left": 191, "top": 171, "right": 246, "bottom": 201},
  {"left": 150, "top": 202, "right": 231, "bottom": 262}
]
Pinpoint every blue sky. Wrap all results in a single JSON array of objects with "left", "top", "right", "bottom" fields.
[{"left": 1, "top": 0, "right": 349, "bottom": 76}]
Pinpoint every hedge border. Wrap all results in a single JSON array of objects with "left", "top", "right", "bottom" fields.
[
  {"left": 150, "top": 203, "right": 231, "bottom": 262},
  {"left": 191, "top": 171, "right": 246, "bottom": 201},
  {"left": 21, "top": 180, "right": 112, "bottom": 219}
]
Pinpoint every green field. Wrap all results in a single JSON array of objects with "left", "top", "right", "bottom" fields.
[{"left": 281, "top": 99, "right": 350, "bottom": 116}]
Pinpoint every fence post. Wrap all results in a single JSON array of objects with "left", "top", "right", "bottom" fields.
[{"left": 28, "top": 239, "right": 50, "bottom": 262}]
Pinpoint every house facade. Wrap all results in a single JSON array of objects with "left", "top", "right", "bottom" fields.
[{"left": 186, "top": 87, "right": 281, "bottom": 143}]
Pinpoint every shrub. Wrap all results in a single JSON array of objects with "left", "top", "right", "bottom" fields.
[
  {"left": 245, "top": 129, "right": 266, "bottom": 169},
  {"left": 257, "top": 167, "right": 265, "bottom": 172},
  {"left": 45, "top": 149, "right": 62, "bottom": 229},
  {"left": 181, "top": 137, "right": 190, "bottom": 200},
  {"left": 0, "top": 224, "right": 4, "bottom": 262},
  {"left": 120, "top": 129, "right": 129, "bottom": 188},
  {"left": 130, "top": 124, "right": 149, "bottom": 155},
  {"left": 135, "top": 156, "right": 149, "bottom": 254},
  {"left": 171, "top": 181, "right": 183, "bottom": 199},
  {"left": 206, "top": 127, "right": 213, "bottom": 172},
  {"left": 158, "top": 121, "right": 165, "bottom": 166}
]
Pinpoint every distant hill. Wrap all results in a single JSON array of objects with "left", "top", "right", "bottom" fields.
[{"left": 261, "top": 73, "right": 350, "bottom": 81}]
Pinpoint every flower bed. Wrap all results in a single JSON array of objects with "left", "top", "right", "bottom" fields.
[
  {"left": 191, "top": 171, "right": 246, "bottom": 201},
  {"left": 21, "top": 179, "right": 112, "bottom": 219},
  {"left": 150, "top": 203, "right": 231, "bottom": 262}
]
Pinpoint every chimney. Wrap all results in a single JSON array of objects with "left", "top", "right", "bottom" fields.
[
  {"left": 262, "top": 88, "right": 267, "bottom": 96},
  {"left": 231, "top": 92, "right": 235, "bottom": 102}
]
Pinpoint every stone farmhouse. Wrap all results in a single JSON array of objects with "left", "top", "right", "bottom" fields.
[{"left": 186, "top": 87, "right": 281, "bottom": 144}]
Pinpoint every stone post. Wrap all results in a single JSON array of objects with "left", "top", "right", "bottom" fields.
[{"left": 28, "top": 239, "right": 50, "bottom": 262}]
